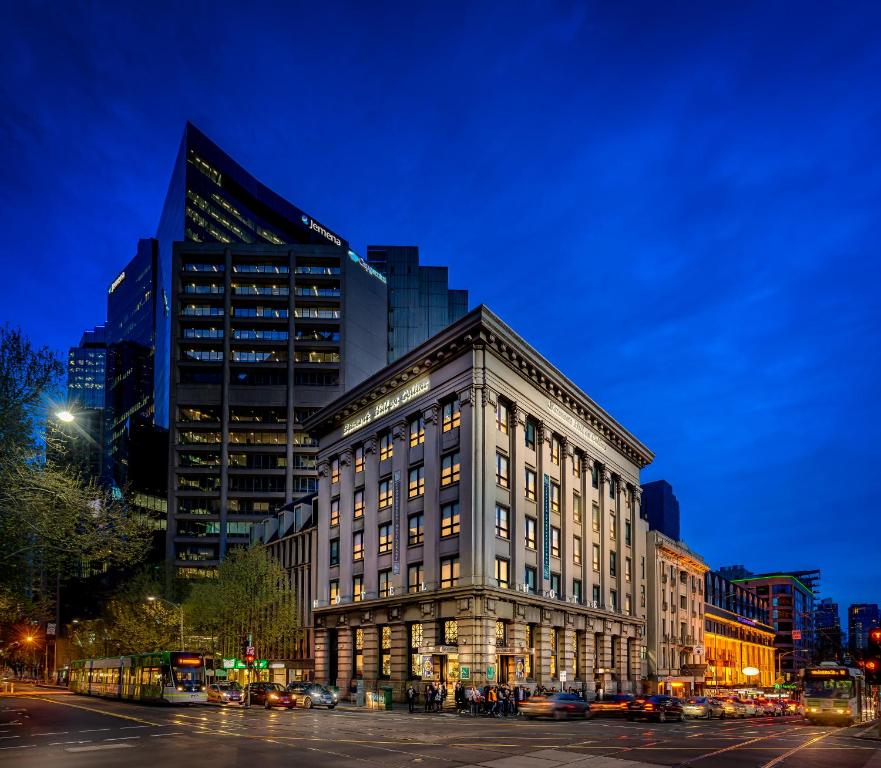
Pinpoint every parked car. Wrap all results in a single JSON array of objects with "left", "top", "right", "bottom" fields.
[
  {"left": 286, "top": 682, "right": 338, "bottom": 709},
  {"left": 682, "top": 696, "right": 724, "bottom": 719},
  {"left": 207, "top": 681, "right": 243, "bottom": 705},
  {"left": 246, "top": 682, "right": 295, "bottom": 709},
  {"left": 627, "top": 694, "right": 685, "bottom": 722},
  {"left": 737, "top": 697, "right": 759, "bottom": 716},
  {"left": 719, "top": 697, "right": 749, "bottom": 718},
  {"left": 587, "top": 694, "right": 635, "bottom": 718},
  {"left": 753, "top": 697, "right": 778, "bottom": 716},
  {"left": 520, "top": 693, "right": 589, "bottom": 720}
]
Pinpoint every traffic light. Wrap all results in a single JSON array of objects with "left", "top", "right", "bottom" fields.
[
  {"left": 245, "top": 650, "right": 255, "bottom": 666},
  {"left": 866, "top": 628, "right": 881, "bottom": 684}
]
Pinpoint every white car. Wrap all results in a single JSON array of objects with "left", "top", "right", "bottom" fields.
[{"left": 738, "top": 698, "right": 759, "bottom": 716}]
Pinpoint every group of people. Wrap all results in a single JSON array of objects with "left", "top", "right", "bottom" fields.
[
  {"left": 406, "top": 681, "right": 535, "bottom": 716},
  {"left": 406, "top": 682, "right": 449, "bottom": 712}
]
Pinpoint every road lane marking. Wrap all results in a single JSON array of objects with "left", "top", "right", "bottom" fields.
[
  {"left": 18, "top": 696, "right": 163, "bottom": 727},
  {"left": 66, "top": 743, "right": 135, "bottom": 752},
  {"left": 759, "top": 730, "right": 835, "bottom": 767},
  {"left": 0, "top": 744, "right": 35, "bottom": 750},
  {"left": 150, "top": 732, "right": 185, "bottom": 737}
]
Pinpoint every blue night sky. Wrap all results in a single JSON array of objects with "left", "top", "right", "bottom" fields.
[{"left": 2, "top": 2, "right": 879, "bottom": 620}]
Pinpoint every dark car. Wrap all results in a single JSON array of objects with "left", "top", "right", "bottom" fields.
[
  {"left": 286, "top": 682, "right": 338, "bottom": 709},
  {"left": 520, "top": 693, "right": 589, "bottom": 720},
  {"left": 246, "top": 682, "right": 295, "bottom": 709},
  {"left": 627, "top": 694, "right": 685, "bottom": 722},
  {"left": 587, "top": 693, "right": 635, "bottom": 719}
]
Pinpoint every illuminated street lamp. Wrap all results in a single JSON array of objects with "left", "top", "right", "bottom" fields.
[
  {"left": 743, "top": 665, "right": 760, "bottom": 689},
  {"left": 147, "top": 596, "right": 185, "bottom": 650},
  {"left": 55, "top": 410, "right": 75, "bottom": 423}
]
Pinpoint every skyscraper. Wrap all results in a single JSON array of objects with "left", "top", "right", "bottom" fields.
[
  {"left": 67, "top": 325, "right": 106, "bottom": 410},
  {"left": 848, "top": 603, "right": 880, "bottom": 654},
  {"left": 640, "top": 479, "right": 680, "bottom": 541},
  {"left": 815, "top": 598, "right": 842, "bottom": 662},
  {"left": 366, "top": 245, "right": 468, "bottom": 362}
]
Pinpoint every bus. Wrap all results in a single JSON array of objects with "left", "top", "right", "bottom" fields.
[
  {"left": 69, "top": 651, "right": 206, "bottom": 704},
  {"left": 799, "top": 663, "right": 870, "bottom": 725}
]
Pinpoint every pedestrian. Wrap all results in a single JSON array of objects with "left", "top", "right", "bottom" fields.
[
  {"left": 407, "top": 685, "right": 417, "bottom": 713},
  {"left": 424, "top": 683, "right": 433, "bottom": 712}
]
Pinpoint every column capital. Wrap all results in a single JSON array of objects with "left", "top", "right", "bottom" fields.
[
  {"left": 392, "top": 419, "right": 408, "bottom": 442},
  {"left": 538, "top": 421, "right": 552, "bottom": 444},
  {"left": 482, "top": 386, "right": 497, "bottom": 408},
  {"left": 423, "top": 403, "right": 439, "bottom": 424},
  {"left": 340, "top": 449, "right": 353, "bottom": 467},
  {"left": 601, "top": 467, "right": 612, "bottom": 484},
  {"left": 512, "top": 404, "right": 527, "bottom": 429},
  {"left": 364, "top": 436, "right": 378, "bottom": 454},
  {"left": 317, "top": 460, "right": 330, "bottom": 478},
  {"left": 458, "top": 385, "right": 476, "bottom": 408}
]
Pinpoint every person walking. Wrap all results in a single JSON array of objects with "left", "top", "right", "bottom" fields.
[{"left": 407, "top": 685, "right": 417, "bottom": 713}]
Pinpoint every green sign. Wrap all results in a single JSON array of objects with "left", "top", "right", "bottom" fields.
[
  {"left": 221, "top": 657, "right": 268, "bottom": 670},
  {"left": 486, "top": 665, "right": 495, "bottom": 681},
  {"left": 460, "top": 666, "right": 470, "bottom": 681}
]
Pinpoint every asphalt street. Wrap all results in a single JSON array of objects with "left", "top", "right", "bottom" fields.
[{"left": 2, "top": 686, "right": 880, "bottom": 768}]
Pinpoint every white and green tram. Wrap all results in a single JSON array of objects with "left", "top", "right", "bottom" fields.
[
  {"left": 69, "top": 651, "right": 206, "bottom": 704},
  {"left": 800, "top": 663, "right": 870, "bottom": 725}
]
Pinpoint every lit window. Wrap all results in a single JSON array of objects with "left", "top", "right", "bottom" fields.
[
  {"left": 331, "top": 458, "right": 340, "bottom": 484},
  {"left": 330, "top": 499, "right": 340, "bottom": 527},
  {"left": 441, "top": 502, "right": 460, "bottom": 537},
  {"left": 354, "top": 445, "right": 365, "bottom": 473},
  {"left": 408, "top": 513, "right": 424, "bottom": 545},
  {"left": 378, "top": 522, "right": 392, "bottom": 554},
  {"left": 495, "top": 504, "right": 510, "bottom": 539},
  {"left": 550, "top": 481, "right": 560, "bottom": 513},
  {"left": 573, "top": 494, "right": 582, "bottom": 524},
  {"left": 525, "top": 516, "right": 537, "bottom": 549},
  {"left": 550, "top": 436, "right": 560, "bottom": 465},
  {"left": 496, "top": 452, "right": 509, "bottom": 487},
  {"left": 353, "top": 490, "right": 364, "bottom": 519},
  {"left": 441, "top": 452, "right": 460, "bottom": 486},
  {"left": 592, "top": 502, "right": 600, "bottom": 532},
  {"left": 353, "top": 575, "right": 364, "bottom": 602},
  {"left": 408, "top": 465, "right": 425, "bottom": 498},
  {"left": 573, "top": 454, "right": 581, "bottom": 478},
  {"left": 496, "top": 400, "right": 508, "bottom": 434},
  {"left": 610, "top": 512, "right": 617, "bottom": 540},
  {"left": 379, "top": 569, "right": 391, "bottom": 597},
  {"left": 409, "top": 416, "right": 425, "bottom": 447},
  {"left": 495, "top": 557, "right": 510, "bottom": 589},
  {"left": 379, "top": 479, "right": 392, "bottom": 508},
  {"left": 329, "top": 580, "right": 339, "bottom": 603},
  {"left": 525, "top": 468, "right": 536, "bottom": 501},
  {"left": 442, "top": 397, "right": 460, "bottom": 432},
  {"left": 625, "top": 594, "right": 633, "bottom": 615},
  {"left": 380, "top": 432, "right": 393, "bottom": 461},
  {"left": 551, "top": 527, "right": 561, "bottom": 558},
  {"left": 440, "top": 557, "right": 460, "bottom": 589},
  {"left": 443, "top": 620, "right": 458, "bottom": 645},
  {"left": 592, "top": 544, "right": 601, "bottom": 572},
  {"left": 353, "top": 531, "right": 364, "bottom": 561},
  {"left": 625, "top": 556, "right": 632, "bottom": 582},
  {"left": 408, "top": 563, "right": 424, "bottom": 593},
  {"left": 573, "top": 535, "right": 582, "bottom": 565}
]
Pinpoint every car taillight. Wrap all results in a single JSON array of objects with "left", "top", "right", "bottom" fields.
[{"left": 645, "top": 704, "right": 654, "bottom": 710}]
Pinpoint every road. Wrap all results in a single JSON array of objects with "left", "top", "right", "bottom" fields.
[{"left": 2, "top": 686, "right": 880, "bottom": 768}]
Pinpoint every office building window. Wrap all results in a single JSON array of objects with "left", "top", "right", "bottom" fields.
[
  {"left": 610, "top": 550, "right": 617, "bottom": 577},
  {"left": 330, "top": 499, "right": 340, "bottom": 527},
  {"left": 609, "top": 475, "right": 616, "bottom": 498},
  {"left": 550, "top": 481, "right": 560, "bottom": 513},
  {"left": 353, "top": 575, "right": 364, "bottom": 603},
  {"left": 379, "top": 479, "right": 392, "bottom": 508},
  {"left": 408, "top": 465, "right": 425, "bottom": 498},
  {"left": 442, "top": 397, "right": 460, "bottom": 432},
  {"left": 641, "top": 556, "right": 645, "bottom": 579},
  {"left": 379, "top": 432, "right": 393, "bottom": 461},
  {"left": 379, "top": 626, "right": 392, "bottom": 678},
  {"left": 441, "top": 502, "right": 460, "bottom": 537},
  {"left": 573, "top": 579, "right": 583, "bottom": 602},
  {"left": 625, "top": 594, "right": 633, "bottom": 615},
  {"left": 525, "top": 468, "right": 536, "bottom": 500},
  {"left": 353, "top": 531, "right": 364, "bottom": 561},
  {"left": 496, "top": 619, "right": 507, "bottom": 646},
  {"left": 550, "top": 628, "right": 558, "bottom": 676},
  {"left": 525, "top": 516, "right": 537, "bottom": 549},
  {"left": 440, "top": 557, "right": 460, "bottom": 589},
  {"left": 408, "top": 513, "right": 424, "bottom": 545},
  {"left": 329, "top": 579, "right": 339, "bottom": 603},
  {"left": 609, "top": 512, "right": 617, "bottom": 540},
  {"left": 592, "top": 543, "right": 601, "bottom": 572},
  {"left": 329, "top": 538, "right": 340, "bottom": 567},
  {"left": 495, "top": 504, "right": 510, "bottom": 539},
  {"left": 496, "top": 452, "right": 509, "bottom": 487},
  {"left": 331, "top": 458, "right": 340, "bottom": 484},
  {"left": 525, "top": 420, "right": 536, "bottom": 450},
  {"left": 525, "top": 566, "right": 537, "bottom": 594},
  {"left": 441, "top": 452, "right": 460, "bottom": 486},
  {"left": 573, "top": 535, "right": 582, "bottom": 565},
  {"left": 353, "top": 628, "right": 364, "bottom": 677},
  {"left": 592, "top": 502, "right": 600, "bottom": 532},
  {"left": 550, "top": 436, "right": 560, "bottom": 464},
  {"left": 625, "top": 557, "right": 632, "bottom": 582},
  {"left": 378, "top": 522, "right": 392, "bottom": 554},
  {"left": 408, "top": 563, "right": 424, "bottom": 593},
  {"left": 573, "top": 454, "right": 581, "bottom": 478},
  {"left": 353, "top": 490, "right": 364, "bottom": 519},
  {"left": 551, "top": 526, "right": 561, "bottom": 558},
  {"left": 379, "top": 569, "right": 392, "bottom": 597},
  {"left": 496, "top": 400, "right": 508, "bottom": 433},
  {"left": 592, "top": 584, "right": 601, "bottom": 604},
  {"left": 625, "top": 519, "right": 632, "bottom": 546},
  {"left": 573, "top": 493, "right": 582, "bottom": 524},
  {"left": 495, "top": 557, "right": 510, "bottom": 589},
  {"left": 409, "top": 622, "right": 423, "bottom": 678},
  {"left": 610, "top": 589, "right": 618, "bottom": 611},
  {"left": 592, "top": 462, "right": 599, "bottom": 488},
  {"left": 443, "top": 620, "right": 458, "bottom": 645},
  {"left": 354, "top": 445, "right": 364, "bottom": 473},
  {"left": 550, "top": 572, "right": 561, "bottom": 597},
  {"left": 409, "top": 415, "right": 425, "bottom": 447}
]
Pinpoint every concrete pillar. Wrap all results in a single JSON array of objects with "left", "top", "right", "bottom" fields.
[
  {"left": 562, "top": 626, "right": 576, "bottom": 684},
  {"left": 536, "top": 623, "right": 553, "bottom": 684},
  {"left": 362, "top": 624, "right": 379, "bottom": 689},
  {"left": 314, "top": 627, "right": 328, "bottom": 684},
  {"left": 337, "top": 627, "right": 353, "bottom": 690}
]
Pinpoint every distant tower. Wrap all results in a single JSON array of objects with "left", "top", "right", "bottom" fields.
[{"left": 640, "top": 479, "right": 680, "bottom": 540}]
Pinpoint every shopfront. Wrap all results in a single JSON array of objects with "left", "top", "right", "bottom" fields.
[{"left": 418, "top": 645, "right": 460, "bottom": 684}]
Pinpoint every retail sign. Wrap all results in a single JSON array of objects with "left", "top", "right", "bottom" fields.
[
  {"left": 342, "top": 378, "right": 431, "bottom": 437},
  {"left": 514, "top": 657, "right": 526, "bottom": 681},
  {"left": 392, "top": 471, "right": 401, "bottom": 575},
  {"left": 460, "top": 666, "right": 471, "bottom": 681},
  {"left": 422, "top": 656, "right": 434, "bottom": 679},
  {"left": 545, "top": 399, "right": 606, "bottom": 453},
  {"left": 542, "top": 474, "right": 550, "bottom": 579}
]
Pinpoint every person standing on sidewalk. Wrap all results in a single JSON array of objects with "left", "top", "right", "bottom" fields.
[{"left": 407, "top": 685, "right": 417, "bottom": 713}]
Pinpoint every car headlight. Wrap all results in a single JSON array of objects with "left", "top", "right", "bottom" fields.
[
  {"left": 177, "top": 686, "right": 184, "bottom": 691},
  {"left": 269, "top": 693, "right": 278, "bottom": 699}
]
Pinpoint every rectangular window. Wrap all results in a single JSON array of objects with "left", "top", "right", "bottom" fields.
[
  {"left": 680, "top": 594, "right": 687, "bottom": 609},
  {"left": 525, "top": 468, "right": 536, "bottom": 501},
  {"left": 550, "top": 572, "right": 561, "bottom": 597},
  {"left": 354, "top": 445, "right": 364, "bottom": 473},
  {"left": 329, "top": 538, "right": 340, "bottom": 567},
  {"left": 442, "top": 397, "right": 460, "bottom": 432},
  {"left": 609, "top": 512, "right": 617, "bottom": 540},
  {"left": 625, "top": 519, "right": 632, "bottom": 546},
  {"left": 353, "top": 490, "right": 364, "bottom": 519},
  {"left": 409, "top": 416, "right": 425, "bottom": 447},
  {"left": 573, "top": 579, "right": 582, "bottom": 602},
  {"left": 550, "top": 481, "right": 560, "bottom": 513},
  {"left": 592, "top": 502, "right": 600, "bottom": 532},
  {"left": 379, "top": 432, "right": 393, "bottom": 461},
  {"left": 592, "top": 543, "right": 600, "bottom": 572},
  {"left": 610, "top": 589, "right": 618, "bottom": 611},
  {"left": 440, "top": 556, "right": 460, "bottom": 589},
  {"left": 625, "top": 557, "right": 632, "bottom": 582},
  {"left": 330, "top": 499, "right": 340, "bottom": 527},
  {"left": 353, "top": 575, "right": 364, "bottom": 603},
  {"left": 641, "top": 556, "right": 645, "bottom": 579},
  {"left": 592, "top": 462, "right": 599, "bottom": 489},
  {"left": 353, "top": 531, "right": 364, "bottom": 561},
  {"left": 592, "top": 584, "right": 601, "bottom": 604},
  {"left": 408, "top": 563, "right": 424, "bottom": 593},
  {"left": 408, "top": 513, "right": 424, "bottom": 545},
  {"left": 525, "top": 566, "right": 537, "bottom": 594},
  {"left": 550, "top": 526, "right": 561, "bottom": 558},
  {"left": 609, "top": 550, "right": 617, "bottom": 577},
  {"left": 408, "top": 465, "right": 425, "bottom": 498},
  {"left": 495, "top": 452, "right": 509, "bottom": 487},
  {"left": 573, "top": 535, "right": 582, "bottom": 565},
  {"left": 496, "top": 400, "right": 509, "bottom": 433},
  {"left": 573, "top": 493, "right": 582, "bottom": 524},
  {"left": 331, "top": 458, "right": 340, "bottom": 484},
  {"left": 379, "top": 479, "right": 392, "bottom": 508},
  {"left": 440, "top": 502, "right": 460, "bottom": 537},
  {"left": 441, "top": 452, "right": 460, "bottom": 486},
  {"left": 495, "top": 504, "right": 510, "bottom": 539},
  {"left": 525, "top": 516, "right": 537, "bottom": 549},
  {"left": 640, "top": 584, "right": 646, "bottom": 607},
  {"left": 525, "top": 420, "right": 536, "bottom": 450},
  {"left": 550, "top": 436, "right": 560, "bottom": 465},
  {"left": 495, "top": 557, "right": 510, "bottom": 589},
  {"left": 573, "top": 454, "right": 581, "bottom": 478},
  {"left": 378, "top": 522, "right": 392, "bottom": 554},
  {"left": 609, "top": 475, "right": 616, "bottom": 498},
  {"left": 379, "top": 625, "right": 392, "bottom": 678},
  {"left": 329, "top": 579, "right": 339, "bottom": 603},
  {"left": 625, "top": 594, "right": 633, "bottom": 615},
  {"left": 379, "top": 569, "right": 391, "bottom": 598}
]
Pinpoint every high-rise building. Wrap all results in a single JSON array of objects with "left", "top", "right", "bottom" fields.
[
  {"left": 640, "top": 479, "right": 680, "bottom": 541},
  {"left": 366, "top": 246, "right": 468, "bottom": 362},
  {"left": 67, "top": 325, "right": 106, "bottom": 410},
  {"left": 848, "top": 603, "right": 880, "bottom": 655},
  {"left": 167, "top": 241, "right": 386, "bottom": 577},
  {"left": 306, "top": 306, "right": 654, "bottom": 700},
  {"left": 815, "top": 598, "right": 843, "bottom": 662}
]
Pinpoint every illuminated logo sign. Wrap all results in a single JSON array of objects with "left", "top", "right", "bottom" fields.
[
  {"left": 737, "top": 617, "right": 757, "bottom": 627},
  {"left": 348, "top": 250, "right": 387, "bottom": 284},
  {"left": 342, "top": 378, "right": 430, "bottom": 437},
  {"left": 301, "top": 214, "right": 342, "bottom": 247},
  {"left": 108, "top": 271, "right": 126, "bottom": 294}
]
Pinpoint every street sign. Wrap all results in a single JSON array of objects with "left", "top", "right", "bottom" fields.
[
  {"left": 559, "top": 671, "right": 567, "bottom": 683},
  {"left": 460, "top": 666, "right": 470, "bottom": 681},
  {"left": 246, "top": 645, "right": 255, "bottom": 656},
  {"left": 486, "top": 665, "right": 495, "bottom": 681},
  {"left": 46, "top": 623, "right": 56, "bottom": 637},
  {"left": 791, "top": 630, "right": 802, "bottom": 640},
  {"left": 694, "top": 644, "right": 704, "bottom": 654}
]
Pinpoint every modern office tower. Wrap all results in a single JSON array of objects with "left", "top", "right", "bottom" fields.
[
  {"left": 640, "top": 479, "right": 680, "bottom": 541},
  {"left": 167, "top": 241, "right": 386, "bottom": 577},
  {"left": 67, "top": 325, "right": 106, "bottom": 410},
  {"left": 815, "top": 598, "right": 843, "bottom": 662},
  {"left": 307, "top": 306, "right": 654, "bottom": 701},
  {"left": 704, "top": 571, "right": 775, "bottom": 689},
  {"left": 848, "top": 603, "right": 880, "bottom": 654},
  {"left": 731, "top": 572, "right": 817, "bottom": 678},
  {"left": 644, "top": 532, "right": 708, "bottom": 695},
  {"left": 154, "top": 122, "right": 364, "bottom": 429},
  {"left": 366, "top": 246, "right": 468, "bottom": 363}
]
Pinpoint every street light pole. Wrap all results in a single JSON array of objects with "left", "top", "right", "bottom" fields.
[{"left": 146, "top": 596, "right": 185, "bottom": 649}]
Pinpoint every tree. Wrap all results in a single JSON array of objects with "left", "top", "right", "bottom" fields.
[
  {"left": 103, "top": 572, "right": 182, "bottom": 654},
  {"left": 185, "top": 546, "right": 299, "bottom": 659}
]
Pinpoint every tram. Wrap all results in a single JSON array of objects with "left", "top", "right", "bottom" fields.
[
  {"left": 69, "top": 651, "right": 206, "bottom": 704},
  {"left": 799, "top": 663, "right": 871, "bottom": 725}
]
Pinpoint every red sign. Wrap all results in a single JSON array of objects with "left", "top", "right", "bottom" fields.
[{"left": 791, "top": 630, "right": 802, "bottom": 640}]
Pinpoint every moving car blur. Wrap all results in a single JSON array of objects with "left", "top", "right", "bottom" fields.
[
  {"left": 520, "top": 693, "right": 589, "bottom": 720},
  {"left": 682, "top": 696, "right": 724, "bottom": 719},
  {"left": 246, "top": 682, "right": 294, "bottom": 709},
  {"left": 627, "top": 694, "right": 685, "bottom": 722},
  {"left": 207, "top": 681, "right": 243, "bottom": 705},
  {"left": 587, "top": 693, "right": 634, "bottom": 718}
]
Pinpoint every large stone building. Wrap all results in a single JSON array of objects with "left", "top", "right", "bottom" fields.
[
  {"left": 304, "top": 306, "right": 654, "bottom": 700},
  {"left": 645, "top": 531, "right": 708, "bottom": 695}
]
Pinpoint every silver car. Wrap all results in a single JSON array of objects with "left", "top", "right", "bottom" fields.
[
  {"left": 286, "top": 682, "right": 338, "bottom": 709},
  {"left": 682, "top": 696, "right": 724, "bottom": 719}
]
